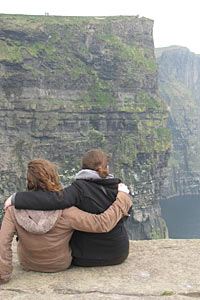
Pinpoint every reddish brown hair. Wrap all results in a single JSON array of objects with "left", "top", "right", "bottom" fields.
[
  {"left": 26, "top": 159, "right": 62, "bottom": 193},
  {"left": 82, "top": 149, "right": 111, "bottom": 178}
]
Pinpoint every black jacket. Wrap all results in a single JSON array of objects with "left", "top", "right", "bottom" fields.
[{"left": 14, "top": 178, "right": 130, "bottom": 260}]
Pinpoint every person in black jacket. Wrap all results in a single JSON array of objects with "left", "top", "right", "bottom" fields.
[{"left": 5, "top": 149, "right": 133, "bottom": 267}]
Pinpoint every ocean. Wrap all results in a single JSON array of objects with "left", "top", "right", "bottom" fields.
[{"left": 160, "top": 195, "right": 200, "bottom": 239}]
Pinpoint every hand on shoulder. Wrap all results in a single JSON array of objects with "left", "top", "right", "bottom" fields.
[
  {"left": 118, "top": 183, "right": 130, "bottom": 194},
  {"left": 4, "top": 195, "right": 12, "bottom": 210}
]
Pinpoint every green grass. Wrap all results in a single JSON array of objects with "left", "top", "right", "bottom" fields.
[{"left": 162, "top": 291, "right": 174, "bottom": 296}]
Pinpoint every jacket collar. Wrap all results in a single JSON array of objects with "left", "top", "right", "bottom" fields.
[{"left": 75, "top": 169, "right": 114, "bottom": 180}]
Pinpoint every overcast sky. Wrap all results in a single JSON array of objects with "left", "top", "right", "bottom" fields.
[{"left": 1, "top": 0, "right": 200, "bottom": 54}]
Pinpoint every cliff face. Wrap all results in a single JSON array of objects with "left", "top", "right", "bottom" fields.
[
  {"left": 156, "top": 46, "right": 200, "bottom": 198},
  {"left": 0, "top": 14, "right": 171, "bottom": 239}
]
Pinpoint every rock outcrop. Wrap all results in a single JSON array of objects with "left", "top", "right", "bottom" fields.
[
  {"left": 1, "top": 239, "right": 200, "bottom": 300},
  {"left": 156, "top": 46, "right": 200, "bottom": 198},
  {"left": 0, "top": 14, "right": 171, "bottom": 239}
]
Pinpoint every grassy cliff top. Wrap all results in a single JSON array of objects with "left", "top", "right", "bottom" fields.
[
  {"left": 155, "top": 45, "right": 191, "bottom": 58},
  {"left": 0, "top": 14, "right": 151, "bottom": 29}
]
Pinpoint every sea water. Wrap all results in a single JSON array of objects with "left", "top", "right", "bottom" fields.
[{"left": 160, "top": 195, "right": 200, "bottom": 239}]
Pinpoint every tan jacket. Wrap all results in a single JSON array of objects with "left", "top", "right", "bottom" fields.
[{"left": 0, "top": 192, "right": 132, "bottom": 283}]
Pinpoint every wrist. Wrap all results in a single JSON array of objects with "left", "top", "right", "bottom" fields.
[{"left": 11, "top": 193, "right": 16, "bottom": 205}]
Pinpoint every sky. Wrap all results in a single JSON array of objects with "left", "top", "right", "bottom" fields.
[{"left": 1, "top": 0, "right": 200, "bottom": 54}]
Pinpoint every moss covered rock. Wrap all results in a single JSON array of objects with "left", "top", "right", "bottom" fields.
[{"left": 0, "top": 14, "right": 171, "bottom": 239}]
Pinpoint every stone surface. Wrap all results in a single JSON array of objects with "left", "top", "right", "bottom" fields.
[{"left": 0, "top": 239, "right": 200, "bottom": 300}]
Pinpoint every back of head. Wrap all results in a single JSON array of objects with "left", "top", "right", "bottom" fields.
[
  {"left": 82, "top": 149, "right": 110, "bottom": 178},
  {"left": 26, "top": 159, "right": 62, "bottom": 193}
]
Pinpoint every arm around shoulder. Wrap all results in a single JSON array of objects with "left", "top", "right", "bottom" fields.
[
  {"left": 67, "top": 191, "right": 132, "bottom": 233},
  {"left": 14, "top": 185, "right": 78, "bottom": 210}
]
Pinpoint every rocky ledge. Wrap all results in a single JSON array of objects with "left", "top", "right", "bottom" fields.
[{"left": 0, "top": 239, "right": 199, "bottom": 300}]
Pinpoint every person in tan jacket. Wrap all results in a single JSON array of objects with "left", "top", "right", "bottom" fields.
[{"left": 0, "top": 159, "right": 132, "bottom": 283}]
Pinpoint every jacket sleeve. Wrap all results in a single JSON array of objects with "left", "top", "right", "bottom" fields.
[
  {"left": 66, "top": 192, "right": 133, "bottom": 232},
  {"left": 0, "top": 208, "right": 16, "bottom": 283},
  {"left": 14, "top": 185, "right": 79, "bottom": 210}
]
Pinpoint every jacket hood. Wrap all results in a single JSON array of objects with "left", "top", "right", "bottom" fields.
[
  {"left": 75, "top": 169, "right": 114, "bottom": 180},
  {"left": 14, "top": 208, "right": 59, "bottom": 234}
]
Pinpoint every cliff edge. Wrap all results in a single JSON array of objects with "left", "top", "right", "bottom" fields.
[{"left": 0, "top": 239, "right": 199, "bottom": 300}]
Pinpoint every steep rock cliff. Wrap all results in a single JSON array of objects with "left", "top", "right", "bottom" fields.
[
  {"left": 156, "top": 46, "right": 200, "bottom": 198},
  {"left": 0, "top": 14, "right": 171, "bottom": 239}
]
